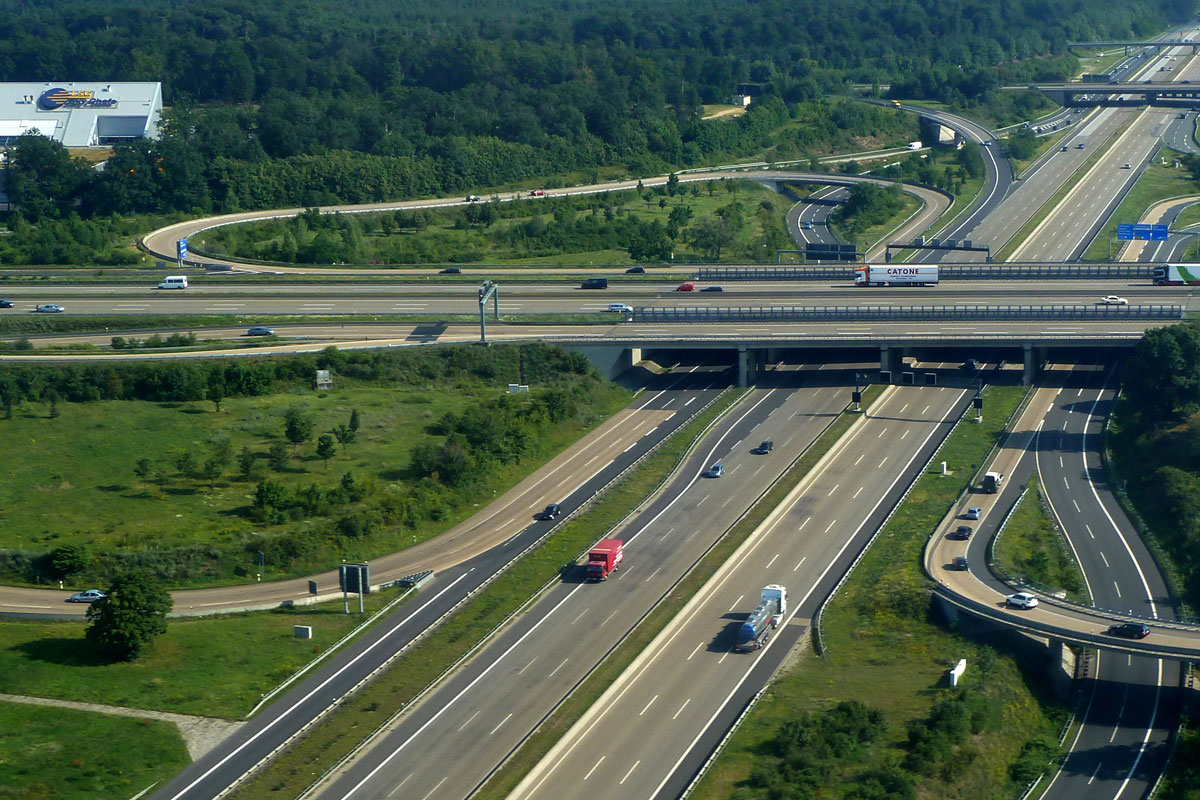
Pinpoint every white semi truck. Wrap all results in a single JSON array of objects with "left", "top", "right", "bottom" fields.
[{"left": 854, "top": 264, "right": 939, "bottom": 287}]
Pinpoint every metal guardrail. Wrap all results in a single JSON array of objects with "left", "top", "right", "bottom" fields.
[
  {"left": 632, "top": 304, "right": 1183, "bottom": 323},
  {"left": 693, "top": 263, "right": 1157, "bottom": 281}
]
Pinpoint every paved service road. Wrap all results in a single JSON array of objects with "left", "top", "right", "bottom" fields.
[
  {"left": 515, "top": 378, "right": 971, "bottom": 800},
  {"left": 309, "top": 367, "right": 854, "bottom": 800}
]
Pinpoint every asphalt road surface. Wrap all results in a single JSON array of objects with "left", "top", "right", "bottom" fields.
[
  {"left": 514, "top": 377, "right": 972, "bottom": 800},
  {"left": 308, "top": 367, "right": 855, "bottom": 800}
]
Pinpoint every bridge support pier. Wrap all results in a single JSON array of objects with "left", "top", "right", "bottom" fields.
[
  {"left": 1022, "top": 343, "right": 1038, "bottom": 386},
  {"left": 880, "top": 344, "right": 904, "bottom": 376},
  {"left": 737, "top": 346, "right": 750, "bottom": 388},
  {"left": 564, "top": 345, "right": 642, "bottom": 381}
]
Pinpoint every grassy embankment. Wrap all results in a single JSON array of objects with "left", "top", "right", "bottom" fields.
[
  {"left": 994, "top": 113, "right": 1139, "bottom": 262},
  {"left": 0, "top": 590, "right": 400, "bottom": 718},
  {"left": 693, "top": 384, "right": 1072, "bottom": 800},
  {"left": 0, "top": 700, "right": 191, "bottom": 800},
  {"left": 473, "top": 384, "right": 888, "bottom": 800},
  {"left": 1080, "top": 146, "right": 1196, "bottom": 261},
  {"left": 992, "top": 479, "right": 1088, "bottom": 604},
  {"left": 224, "top": 388, "right": 745, "bottom": 800}
]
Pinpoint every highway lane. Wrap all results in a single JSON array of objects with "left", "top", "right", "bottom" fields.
[
  {"left": 514, "top": 376, "right": 972, "bottom": 800},
  {"left": 1029, "top": 369, "right": 1180, "bottom": 800},
  {"left": 309, "top": 367, "right": 855, "bottom": 800},
  {"left": 784, "top": 185, "right": 846, "bottom": 249},
  {"left": 1126, "top": 195, "right": 1200, "bottom": 262},
  {"left": 0, "top": 280, "right": 1188, "bottom": 317}
]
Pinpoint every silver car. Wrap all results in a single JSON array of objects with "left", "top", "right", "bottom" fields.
[{"left": 67, "top": 589, "right": 106, "bottom": 603}]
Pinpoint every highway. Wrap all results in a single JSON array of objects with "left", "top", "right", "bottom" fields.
[
  {"left": 0, "top": 279, "right": 1189, "bottom": 318},
  {"left": 1012, "top": 38, "right": 1200, "bottom": 261},
  {"left": 926, "top": 369, "right": 1190, "bottom": 797},
  {"left": 306, "top": 366, "right": 856, "bottom": 800},
  {"left": 145, "top": 364, "right": 732, "bottom": 800},
  {"left": 514, "top": 375, "right": 971, "bottom": 800}
]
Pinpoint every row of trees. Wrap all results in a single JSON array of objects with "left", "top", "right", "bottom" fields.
[
  {"left": 0, "top": 0, "right": 1181, "bottom": 227},
  {"left": 1115, "top": 323, "right": 1200, "bottom": 606}
]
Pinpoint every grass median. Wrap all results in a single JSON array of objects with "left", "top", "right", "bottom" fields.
[
  {"left": 472, "top": 383, "right": 886, "bottom": 800},
  {"left": 693, "top": 384, "right": 1072, "bottom": 800},
  {"left": 224, "top": 387, "right": 746, "bottom": 800},
  {"left": 992, "top": 479, "right": 1089, "bottom": 604},
  {"left": 995, "top": 114, "right": 1139, "bottom": 262}
]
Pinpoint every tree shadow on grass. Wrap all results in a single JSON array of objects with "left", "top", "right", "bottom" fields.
[
  {"left": 13, "top": 636, "right": 110, "bottom": 668},
  {"left": 163, "top": 487, "right": 198, "bottom": 496},
  {"left": 97, "top": 484, "right": 128, "bottom": 493}
]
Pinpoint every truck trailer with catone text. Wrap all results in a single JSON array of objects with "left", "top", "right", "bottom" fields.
[
  {"left": 854, "top": 264, "right": 939, "bottom": 287},
  {"left": 1153, "top": 264, "right": 1200, "bottom": 286}
]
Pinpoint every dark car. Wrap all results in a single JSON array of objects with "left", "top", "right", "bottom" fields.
[
  {"left": 949, "top": 525, "right": 972, "bottom": 541},
  {"left": 951, "top": 556, "right": 969, "bottom": 571},
  {"left": 246, "top": 326, "right": 275, "bottom": 336},
  {"left": 535, "top": 503, "right": 562, "bottom": 520},
  {"left": 1108, "top": 622, "right": 1150, "bottom": 639},
  {"left": 700, "top": 285, "right": 723, "bottom": 292},
  {"left": 0, "top": 299, "right": 12, "bottom": 308},
  {"left": 962, "top": 358, "right": 978, "bottom": 371},
  {"left": 439, "top": 267, "right": 462, "bottom": 275},
  {"left": 625, "top": 266, "right": 646, "bottom": 274},
  {"left": 751, "top": 440, "right": 774, "bottom": 455}
]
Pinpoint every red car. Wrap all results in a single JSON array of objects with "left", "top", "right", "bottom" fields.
[
  {"left": 676, "top": 282, "right": 695, "bottom": 292},
  {"left": 529, "top": 189, "right": 546, "bottom": 197}
]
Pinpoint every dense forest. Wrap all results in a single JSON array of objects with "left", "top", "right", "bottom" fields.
[
  {"left": 1113, "top": 323, "right": 1200, "bottom": 609},
  {"left": 0, "top": 0, "right": 1192, "bottom": 233}
]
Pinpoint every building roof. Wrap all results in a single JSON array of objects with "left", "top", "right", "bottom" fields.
[{"left": 0, "top": 82, "right": 162, "bottom": 147}]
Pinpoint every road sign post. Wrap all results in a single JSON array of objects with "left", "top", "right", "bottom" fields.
[
  {"left": 478, "top": 281, "right": 499, "bottom": 343},
  {"left": 177, "top": 237, "right": 188, "bottom": 269}
]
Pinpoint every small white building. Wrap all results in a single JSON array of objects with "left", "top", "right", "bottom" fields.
[
  {"left": 0, "top": 82, "right": 162, "bottom": 148},
  {"left": 730, "top": 93, "right": 752, "bottom": 107}
]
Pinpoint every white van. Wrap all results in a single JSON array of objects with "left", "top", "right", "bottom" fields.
[{"left": 158, "top": 276, "right": 188, "bottom": 289}]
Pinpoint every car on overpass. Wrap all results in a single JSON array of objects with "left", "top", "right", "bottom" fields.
[
  {"left": 676, "top": 282, "right": 695, "bottom": 292},
  {"left": 246, "top": 325, "right": 275, "bottom": 336},
  {"left": 1005, "top": 592, "right": 1039, "bottom": 610},
  {"left": 1108, "top": 621, "right": 1151, "bottom": 639},
  {"left": 606, "top": 303, "right": 633, "bottom": 313},
  {"left": 34, "top": 304, "right": 64, "bottom": 313},
  {"left": 1098, "top": 295, "right": 1129, "bottom": 305},
  {"left": 0, "top": 299, "right": 12, "bottom": 308}
]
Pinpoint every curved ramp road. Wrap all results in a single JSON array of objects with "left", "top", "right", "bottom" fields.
[{"left": 140, "top": 171, "right": 948, "bottom": 276}]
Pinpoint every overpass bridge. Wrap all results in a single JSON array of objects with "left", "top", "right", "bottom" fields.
[
  {"left": 1011, "top": 81, "right": 1200, "bottom": 108},
  {"left": 1067, "top": 40, "right": 1199, "bottom": 56}
]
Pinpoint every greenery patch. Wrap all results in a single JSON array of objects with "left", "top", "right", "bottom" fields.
[{"left": 993, "top": 479, "right": 1087, "bottom": 603}]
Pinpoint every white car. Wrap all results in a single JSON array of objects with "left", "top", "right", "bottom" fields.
[
  {"left": 34, "top": 304, "right": 65, "bottom": 313},
  {"left": 1098, "top": 295, "right": 1128, "bottom": 306},
  {"left": 606, "top": 303, "right": 633, "bottom": 313},
  {"left": 67, "top": 589, "right": 106, "bottom": 603},
  {"left": 1006, "top": 592, "right": 1039, "bottom": 610}
]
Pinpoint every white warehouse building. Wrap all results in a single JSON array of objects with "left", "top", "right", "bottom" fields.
[{"left": 0, "top": 81, "right": 162, "bottom": 148}]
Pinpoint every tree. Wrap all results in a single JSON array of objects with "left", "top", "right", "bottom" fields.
[
  {"left": 238, "top": 446, "right": 256, "bottom": 481},
  {"left": 50, "top": 544, "right": 89, "bottom": 577},
  {"left": 666, "top": 172, "right": 680, "bottom": 196},
  {"left": 688, "top": 215, "right": 735, "bottom": 260},
  {"left": 201, "top": 458, "right": 223, "bottom": 485},
  {"left": 6, "top": 133, "right": 86, "bottom": 221},
  {"left": 85, "top": 571, "right": 172, "bottom": 661},
  {"left": 175, "top": 450, "right": 197, "bottom": 478},
  {"left": 134, "top": 457, "right": 153, "bottom": 481},
  {"left": 208, "top": 376, "right": 225, "bottom": 412},
  {"left": 333, "top": 424, "right": 356, "bottom": 445},
  {"left": 316, "top": 434, "right": 336, "bottom": 468},
  {"left": 284, "top": 406, "right": 315, "bottom": 446},
  {"left": 349, "top": 409, "right": 361, "bottom": 432},
  {"left": 268, "top": 442, "right": 290, "bottom": 472}
]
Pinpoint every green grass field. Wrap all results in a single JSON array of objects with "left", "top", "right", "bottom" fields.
[
  {"left": 993, "top": 480, "right": 1088, "bottom": 603},
  {"left": 1080, "top": 147, "right": 1197, "bottom": 262},
  {"left": 0, "top": 590, "right": 400, "bottom": 718},
  {"left": 694, "top": 384, "right": 1070, "bottom": 800},
  {"left": 0, "top": 700, "right": 191, "bottom": 800},
  {"left": 0, "top": 369, "right": 628, "bottom": 587}
]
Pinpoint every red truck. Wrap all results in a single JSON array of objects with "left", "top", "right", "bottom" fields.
[{"left": 586, "top": 539, "right": 623, "bottom": 581}]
